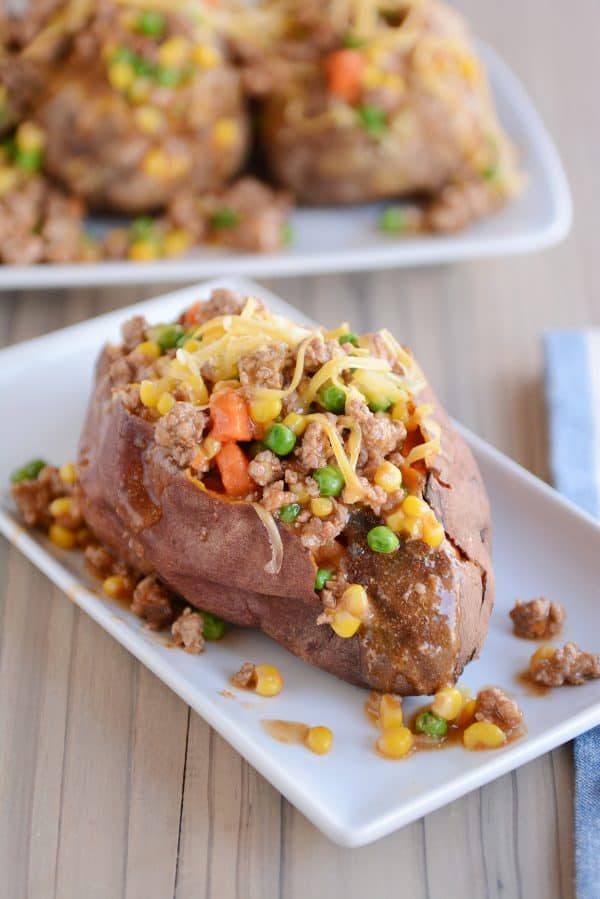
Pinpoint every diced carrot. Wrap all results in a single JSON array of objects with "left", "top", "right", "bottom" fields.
[
  {"left": 183, "top": 302, "right": 201, "bottom": 328},
  {"left": 215, "top": 443, "right": 255, "bottom": 497},
  {"left": 324, "top": 49, "right": 364, "bottom": 103},
  {"left": 210, "top": 390, "right": 253, "bottom": 442}
]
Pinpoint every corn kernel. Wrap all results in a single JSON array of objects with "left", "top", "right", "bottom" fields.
[
  {"left": 422, "top": 516, "right": 444, "bottom": 548},
  {"left": 0, "top": 167, "right": 19, "bottom": 197},
  {"left": 379, "top": 694, "right": 404, "bottom": 729},
  {"left": 456, "top": 698, "right": 477, "bottom": 728},
  {"left": 341, "top": 583, "right": 369, "bottom": 620},
  {"left": 530, "top": 645, "right": 556, "bottom": 667},
  {"left": 182, "top": 338, "right": 201, "bottom": 352},
  {"left": 402, "top": 495, "right": 429, "bottom": 518},
  {"left": 108, "top": 61, "right": 136, "bottom": 91},
  {"left": 362, "top": 65, "right": 386, "bottom": 89},
  {"left": 250, "top": 395, "right": 282, "bottom": 424},
  {"left": 163, "top": 228, "right": 191, "bottom": 257},
  {"left": 49, "top": 497, "right": 73, "bottom": 518},
  {"left": 16, "top": 121, "right": 45, "bottom": 153},
  {"left": 290, "top": 483, "right": 310, "bottom": 504},
  {"left": 140, "top": 379, "right": 159, "bottom": 408},
  {"left": 48, "top": 523, "right": 76, "bottom": 550},
  {"left": 102, "top": 574, "right": 133, "bottom": 601},
  {"left": 305, "top": 725, "right": 333, "bottom": 755},
  {"left": 432, "top": 686, "right": 463, "bottom": 721},
  {"left": 377, "top": 726, "right": 414, "bottom": 759},
  {"left": 374, "top": 461, "right": 403, "bottom": 493},
  {"left": 136, "top": 340, "right": 161, "bottom": 360},
  {"left": 282, "top": 412, "right": 307, "bottom": 435},
  {"left": 128, "top": 240, "right": 160, "bottom": 261},
  {"left": 158, "top": 36, "right": 190, "bottom": 68},
  {"left": 128, "top": 77, "right": 152, "bottom": 103},
  {"left": 391, "top": 397, "right": 409, "bottom": 422},
  {"left": 134, "top": 105, "right": 164, "bottom": 134},
  {"left": 330, "top": 609, "right": 361, "bottom": 639},
  {"left": 463, "top": 721, "right": 506, "bottom": 750},
  {"left": 254, "top": 664, "right": 283, "bottom": 697},
  {"left": 157, "top": 392, "right": 175, "bottom": 415},
  {"left": 192, "top": 43, "right": 221, "bottom": 68},
  {"left": 311, "top": 497, "right": 334, "bottom": 518},
  {"left": 142, "top": 148, "right": 171, "bottom": 180},
  {"left": 213, "top": 118, "right": 238, "bottom": 149},
  {"left": 201, "top": 435, "right": 221, "bottom": 459},
  {"left": 59, "top": 462, "right": 77, "bottom": 485}
]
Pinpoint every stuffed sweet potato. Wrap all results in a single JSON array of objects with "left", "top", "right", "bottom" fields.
[{"left": 76, "top": 288, "right": 494, "bottom": 694}]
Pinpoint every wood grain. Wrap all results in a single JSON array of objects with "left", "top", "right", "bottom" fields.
[{"left": 1, "top": 0, "right": 599, "bottom": 895}]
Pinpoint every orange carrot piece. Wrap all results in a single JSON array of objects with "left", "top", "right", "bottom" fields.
[
  {"left": 183, "top": 302, "right": 201, "bottom": 328},
  {"left": 215, "top": 443, "right": 255, "bottom": 497},
  {"left": 324, "top": 49, "right": 364, "bottom": 103},
  {"left": 210, "top": 390, "right": 253, "bottom": 442}
]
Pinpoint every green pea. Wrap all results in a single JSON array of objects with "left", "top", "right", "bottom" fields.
[
  {"left": 415, "top": 710, "right": 448, "bottom": 739},
  {"left": 10, "top": 458, "right": 48, "bottom": 484},
  {"left": 314, "top": 568, "right": 332, "bottom": 591},
  {"left": 279, "top": 502, "right": 301, "bottom": 523},
  {"left": 200, "top": 610, "right": 227, "bottom": 641},
  {"left": 319, "top": 384, "right": 346, "bottom": 415},
  {"left": 152, "top": 324, "right": 184, "bottom": 351},
  {"left": 338, "top": 332, "right": 359, "bottom": 347},
  {"left": 111, "top": 46, "right": 137, "bottom": 66},
  {"left": 132, "top": 56, "right": 156, "bottom": 78},
  {"left": 368, "top": 397, "right": 392, "bottom": 413},
  {"left": 210, "top": 207, "right": 241, "bottom": 229},
  {"left": 264, "top": 424, "right": 296, "bottom": 457},
  {"left": 358, "top": 105, "right": 387, "bottom": 137},
  {"left": 313, "top": 464, "right": 345, "bottom": 497},
  {"left": 175, "top": 329, "right": 199, "bottom": 348},
  {"left": 367, "top": 525, "right": 399, "bottom": 554},
  {"left": 130, "top": 215, "right": 156, "bottom": 240},
  {"left": 136, "top": 9, "right": 166, "bottom": 37},
  {"left": 343, "top": 31, "right": 364, "bottom": 48},
  {"left": 156, "top": 66, "right": 183, "bottom": 87},
  {"left": 16, "top": 149, "right": 43, "bottom": 173},
  {"left": 378, "top": 206, "right": 407, "bottom": 234}
]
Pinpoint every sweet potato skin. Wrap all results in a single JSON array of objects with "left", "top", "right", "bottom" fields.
[{"left": 78, "top": 350, "right": 494, "bottom": 695}]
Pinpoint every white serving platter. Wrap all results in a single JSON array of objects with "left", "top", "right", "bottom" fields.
[
  {"left": 1, "top": 277, "right": 598, "bottom": 848},
  {"left": 0, "top": 44, "right": 571, "bottom": 290}
]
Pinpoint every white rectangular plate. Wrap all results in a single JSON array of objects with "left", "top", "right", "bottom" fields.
[
  {"left": 0, "top": 44, "right": 571, "bottom": 290},
  {"left": 1, "top": 277, "right": 598, "bottom": 848}
]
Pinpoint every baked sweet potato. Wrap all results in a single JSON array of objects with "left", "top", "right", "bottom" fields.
[{"left": 77, "top": 288, "right": 494, "bottom": 695}]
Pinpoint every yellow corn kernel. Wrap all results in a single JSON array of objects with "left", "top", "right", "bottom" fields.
[
  {"left": 102, "top": 574, "right": 133, "bottom": 601},
  {"left": 402, "top": 495, "right": 429, "bottom": 518},
  {"left": 48, "top": 523, "right": 76, "bottom": 550},
  {"left": 134, "top": 105, "right": 164, "bottom": 134},
  {"left": 377, "top": 726, "right": 414, "bottom": 759},
  {"left": 341, "top": 583, "right": 369, "bottom": 620},
  {"left": 182, "top": 338, "right": 201, "bottom": 353},
  {"left": 362, "top": 65, "right": 386, "bottom": 89},
  {"left": 157, "top": 392, "right": 175, "bottom": 415},
  {"left": 201, "top": 434, "right": 221, "bottom": 459},
  {"left": 463, "top": 721, "right": 506, "bottom": 750},
  {"left": 432, "top": 686, "right": 463, "bottom": 721},
  {"left": 530, "top": 645, "right": 556, "bottom": 667},
  {"left": 59, "top": 462, "right": 77, "bottom": 485},
  {"left": 379, "top": 694, "right": 404, "bottom": 729},
  {"left": 108, "top": 61, "right": 135, "bottom": 91},
  {"left": 128, "top": 77, "right": 152, "bottom": 103},
  {"left": 49, "top": 497, "right": 73, "bottom": 518},
  {"left": 142, "top": 148, "right": 171, "bottom": 180},
  {"left": 163, "top": 228, "right": 191, "bottom": 257},
  {"left": 330, "top": 609, "right": 361, "bottom": 639},
  {"left": 422, "top": 516, "right": 444, "bottom": 548},
  {"left": 16, "top": 121, "right": 45, "bottom": 153},
  {"left": 128, "top": 240, "right": 159, "bottom": 261},
  {"left": 254, "top": 664, "right": 283, "bottom": 697},
  {"left": 250, "top": 395, "right": 282, "bottom": 424},
  {"left": 192, "top": 43, "right": 221, "bottom": 68},
  {"left": 305, "top": 725, "right": 333, "bottom": 755},
  {"left": 213, "top": 118, "right": 238, "bottom": 149},
  {"left": 456, "top": 698, "right": 477, "bottom": 729},
  {"left": 290, "top": 483, "right": 310, "bottom": 504},
  {"left": 136, "top": 340, "right": 161, "bottom": 360},
  {"left": 311, "top": 497, "right": 333, "bottom": 518},
  {"left": 374, "top": 460, "right": 403, "bottom": 493},
  {"left": 282, "top": 412, "right": 307, "bottom": 435},
  {"left": 140, "top": 379, "right": 159, "bottom": 408},
  {"left": 391, "top": 396, "right": 409, "bottom": 422},
  {"left": 383, "top": 73, "right": 405, "bottom": 93},
  {"left": 158, "top": 36, "right": 190, "bottom": 68},
  {"left": 0, "top": 167, "right": 19, "bottom": 197},
  {"left": 385, "top": 509, "right": 405, "bottom": 533}
]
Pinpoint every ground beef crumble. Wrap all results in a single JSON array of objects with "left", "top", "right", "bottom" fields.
[
  {"left": 510, "top": 598, "right": 565, "bottom": 639},
  {"left": 299, "top": 500, "right": 348, "bottom": 549},
  {"left": 131, "top": 575, "right": 176, "bottom": 630},
  {"left": 171, "top": 607, "right": 205, "bottom": 654},
  {"left": 296, "top": 420, "right": 332, "bottom": 470},
  {"left": 232, "top": 662, "right": 257, "bottom": 688},
  {"left": 248, "top": 450, "right": 283, "bottom": 487},
  {"left": 11, "top": 465, "right": 65, "bottom": 528},
  {"left": 154, "top": 403, "right": 207, "bottom": 467},
  {"left": 238, "top": 342, "right": 289, "bottom": 389},
  {"left": 529, "top": 642, "right": 600, "bottom": 687},
  {"left": 474, "top": 687, "right": 523, "bottom": 734}
]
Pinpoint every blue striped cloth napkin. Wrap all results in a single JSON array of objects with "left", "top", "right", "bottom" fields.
[{"left": 544, "top": 329, "right": 600, "bottom": 899}]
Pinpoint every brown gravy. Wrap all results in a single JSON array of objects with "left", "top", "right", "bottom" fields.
[
  {"left": 261, "top": 719, "right": 309, "bottom": 745},
  {"left": 515, "top": 670, "right": 551, "bottom": 697}
]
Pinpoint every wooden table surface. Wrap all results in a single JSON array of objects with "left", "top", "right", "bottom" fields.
[{"left": 1, "top": 1, "right": 599, "bottom": 897}]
